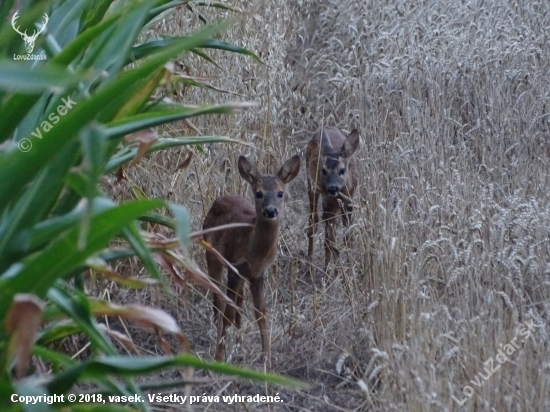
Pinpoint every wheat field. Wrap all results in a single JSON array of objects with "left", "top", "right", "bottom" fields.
[{"left": 115, "top": 0, "right": 550, "bottom": 410}]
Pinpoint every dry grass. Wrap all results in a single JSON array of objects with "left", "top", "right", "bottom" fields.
[{"left": 111, "top": 0, "right": 550, "bottom": 410}]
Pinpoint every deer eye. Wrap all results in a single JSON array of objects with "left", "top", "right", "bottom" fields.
[
  {"left": 321, "top": 168, "right": 327, "bottom": 176},
  {"left": 255, "top": 191, "right": 263, "bottom": 199},
  {"left": 277, "top": 191, "right": 284, "bottom": 198},
  {"left": 339, "top": 168, "right": 346, "bottom": 176}
]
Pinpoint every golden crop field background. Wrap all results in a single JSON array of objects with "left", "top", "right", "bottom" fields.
[{"left": 113, "top": 0, "right": 550, "bottom": 410}]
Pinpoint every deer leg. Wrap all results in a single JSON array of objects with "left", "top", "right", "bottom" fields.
[
  {"left": 206, "top": 254, "right": 225, "bottom": 321},
  {"left": 323, "top": 199, "right": 339, "bottom": 274},
  {"left": 234, "top": 280, "right": 244, "bottom": 329},
  {"left": 215, "top": 271, "right": 245, "bottom": 361},
  {"left": 342, "top": 201, "right": 354, "bottom": 250},
  {"left": 307, "top": 183, "right": 319, "bottom": 260},
  {"left": 233, "top": 263, "right": 249, "bottom": 329},
  {"left": 250, "top": 277, "right": 270, "bottom": 363}
]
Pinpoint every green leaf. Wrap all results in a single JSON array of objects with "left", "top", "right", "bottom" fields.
[
  {"left": 0, "top": 23, "right": 227, "bottom": 214},
  {"left": 148, "top": 0, "right": 190, "bottom": 26},
  {"left": 47, "top": 355, "right": 308, "bottom": 395},
  {"left": 113, "top": 65, "right": 171, "bottom": 119},
  {"left": 37, "top": 320, "right": 83, "bottom": 346},
  {"left": 79, "top": 0, "right": 153, "bottom": 83},
  {"left": 195, "top": 2, "right": 242, "bottom": 12},
  {"left": 189, "top": 47, "right": 220, "bottom": 67},
  {"left": 105, "top": 135, "right": 245, "bottom": 173},
  {"left": 130, "top": 36, "right": 262, "bottom": 64},
  {"left": 121, "top": 224, "right": 165, "bottom": 284},
  {"left": 0, "top": 0, "right": 16, "bottom": 30},
  {"left": 200, "top": 39, "right": 263, "bottom": 63},
  {"left": 65, "top": 405, "right": 135, "bottom": 412},
  {"left": 48, "top": 288, "right": 115, "bottom": 354},
  {"left": 34, "top": 345, "right": 76, "bottom": 368},
  {"left": 79, "top": 123, "right": 109, "bottom": 183},
  {"left": 53, "top": 12, "right": 121, "bottom": 67},
  {"left": 0, "top": 199, "right": 164, "bottom": 319},
  {"left": 0, "top": 60, "right": 82, "bottom": 92},
  {"left": 0, "top": 11, "right": 120, "bottom": 143},
  {"left": 83, "top": 0, "right": 115, "bottom": 29},
  {"left": 8, "top": 198, "right": 113, "bottom": 257},
  {"left": 105, "top": 103, "right": 253, "bottom": 138},
  {"left": 0, "top": 0, "right": 276, "bottom": 400},
  {"left": 0, "top": 142, "right": 78, "bottom": 272},
  {"left": 139, "top": 212, "right": 175, "bottom": 230},
  {"left": 169, "top": 203, "right": 190, "bottom": 250}
]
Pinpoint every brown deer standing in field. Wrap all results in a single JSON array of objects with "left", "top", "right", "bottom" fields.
[
  {"left": 306, "top": 126, "right": 360, "bottom": 274},
  {"left": 203, "top": 155, "right": 300, "bottom": 363}
]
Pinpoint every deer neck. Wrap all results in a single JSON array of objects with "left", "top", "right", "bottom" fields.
[{"left": 247, "top": 217, "right": 280, "bottom": 274}]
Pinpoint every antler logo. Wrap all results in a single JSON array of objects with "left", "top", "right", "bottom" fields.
[{"left": 11, "top": 11, "right": 49, "bottom": 54}]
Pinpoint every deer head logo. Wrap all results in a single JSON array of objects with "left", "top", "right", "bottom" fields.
[{"left": 11, "top": 11, "right": 49, "bottom": 54}]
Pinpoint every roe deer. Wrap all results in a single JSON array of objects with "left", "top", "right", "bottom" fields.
[
  {"left": 203, "top": 155, "right": 300, "bottom": 362},
  {"left": 306, "top": 126, "right": 360, "bottom": 273}
]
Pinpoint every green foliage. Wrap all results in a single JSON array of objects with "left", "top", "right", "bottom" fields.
[{"left": 0, "top": 0, "right": 300, "bottom": 410}]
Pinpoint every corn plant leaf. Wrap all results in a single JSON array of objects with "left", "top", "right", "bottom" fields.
[
  {"left": 163, "top": 249, "right": 238, "bottom": 311},
  {"left": 129, "top": 37, "right": 261, "bottom": 63},
  {"left": 195, "top": 2, "right": 241, "bottom": 12},
  {"left": 8, "top": 197, "right": 113, "bottom": 255},
  {"left": 47, "top": 288, "right": 116, "bottom": 355},
  {"left": 105, "top": 135, "right": 245, "bottom": 173},
  {"left": 54, "top": 12, "right": 121, "bottom": 66},
  {"left": 0, "top": 23, "right": 226, "bottom": 214},
  {"left": 89, "top": 299, "right": 185, "bottom": 337},
  {"left": 0, "top": 143, "right": 77, "bottom": 272},
  {"left": 37, "top": 319, "right": 83, "bottom": 346},
  {"left": 87, "top": 258, "right": 159, "bottom": 289},
  {"left": 33, "top": 345, "right": 76, "bottom": 369},
  {"left": 105, "top": 103, "right": 253, "bottom": 139},
  {"left": 45, "top": 289, "right": 146, "bottom": 402},
  {"left": 189, "top": 47, "right": 221, "bottom": 68},
  {"left": 65, "top": 405, "right": 132, "bottom": 412},
  {"left": 0, "top": 61, "right": 82, "bottom": 92},
  {"left": 4, "top": 294, "right": 45, "bottom": 378},
  {"left": 47, "top": 354, "right": 308, "bottom": 396},
  {"left": 0, "top": 0, "right": 16, "bottom": 28},
  {"left": 139, "top": 212, "right": 176, "bottom": 229},
  {"left": 45, "top": 0, "right": 92, "bottom": 47},
  {"left": 0, "top": 13, "right": 121, "bottom": 143},
  {"left": 200, "top": 39, "right": 262, "bottom": 63},
  {"left": 0, "top": 199, "right": 164, "bottom": 319},
  {"left": 169, "top": 203, "right": 190, "bottom": 251},
  {"left": 78, "top": 0, "right": 153, "bottom": 83},
  {"left": 83, "top": 0, "right": 115, "bottom": 29},
  {"left": 114, "top": 66, "right": 171, "bottom": 120},
  {"left": 121, "top": 224, "right": 165, "bottom": 284}
]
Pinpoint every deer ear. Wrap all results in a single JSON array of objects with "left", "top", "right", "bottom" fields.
[
  {"left": 278, "top": 155, "right": 300, "bottom": 184},
  {"left": 342, "top": 129, "right": 360, "bottom": 158},
  {"left": 238, "top": 156, "right": 260, "bottom": 185},
  {"left": 321, "top": 127, "right": 334, "bottom": 155}
]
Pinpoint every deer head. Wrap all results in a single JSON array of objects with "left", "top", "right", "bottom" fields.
[{"left": 12, "top": 11, "right": 49, "bottom": 54}]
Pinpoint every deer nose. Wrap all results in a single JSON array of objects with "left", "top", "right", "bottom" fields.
[
  {"left": 263, "top": 207, "right": 278, "bottom": 219},
  {"left": 328, "top": 186, "right": 339, "bottom": 196}
]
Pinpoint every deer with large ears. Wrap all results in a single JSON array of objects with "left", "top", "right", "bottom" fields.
[
  {"left": 306, "top": 126, "right": 360, "bottom": 274},
  {"left": 203, "top": 155, "right": 300, "bottom": 363}
]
